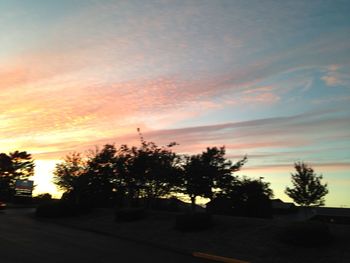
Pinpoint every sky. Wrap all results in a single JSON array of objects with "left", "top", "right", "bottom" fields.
[{"left": 1, "top": 0, "right": 349, "bottom": 206}]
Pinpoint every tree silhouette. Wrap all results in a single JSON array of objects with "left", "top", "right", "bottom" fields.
[
  {"left": 228, "top": 177, "right": 273, "bottom": 217},
  {"left": 182, "top": 154, "right": 212, "bottom": 212},
  {"left": 85, "top": 144, "right": 118, "bottom": 206},
  {"left": 0, "top": 151, "right": 34, "bottom": 200},
  {"left": 53, "top": 152, "right": 86, "bottom": 192},
  {"left": 53, "top": 152, "right": 88, "bottom": 205},
  {"left": 114, "top": 144, "right": 141, "bottom": 206},
  {"left": 182, "top": 146, "right": 246, "bottom": 212},
  {"left": 285, "top": 162, "right": 328, "bottom": 206},
  {"left": 9, "top": 151, "right": 35, "bottom": 179},
  {"left": 53, "top": 135, "right": 181, "bottom": 208},
  {"left": 135, "top": 140, "right": 180, "bottom": 204},
  {"left": 114, "top": 136, "right": 181, "bottom": 208},
  {"left": 0, "top": 153, "right": 13, "bottom": 200}
]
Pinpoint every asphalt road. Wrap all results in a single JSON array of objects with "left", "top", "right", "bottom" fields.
[{"left": 0, "top": 209, "right": 211, "bottom": 263}]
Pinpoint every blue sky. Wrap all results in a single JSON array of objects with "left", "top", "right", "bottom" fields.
[{"left": 1, "top": 0, "right": 349, "bottom": 206}]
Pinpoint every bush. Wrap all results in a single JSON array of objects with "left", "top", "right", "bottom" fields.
[
  {"left": 206, "top": 197, "right": 234, "bottom": 215},
  {"left": 175, "top": 212, "right": 213, "bottom": 232},
  {"left": 115, "top": 208, "right": 147, "bottom": 222},
  {"left": 280, "top": 221, "right": 331, "bottom": 247},
  {"left": 33, "top": 193, "right": 53, "bottom": 205},
  {"left": 148, "top": 198, "right": 181, "bottom": 212},
  {"left": 35, "top": 202, "right": 92, "bottom": 218}
]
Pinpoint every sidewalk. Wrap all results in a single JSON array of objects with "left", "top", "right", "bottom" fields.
[{"left": 40, "top": 208, "right": 350, "bottom": 263}]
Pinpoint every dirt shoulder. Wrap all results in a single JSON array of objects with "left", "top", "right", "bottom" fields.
[{"left": 39, "top": 209, "right": 350, "bottom": 263}]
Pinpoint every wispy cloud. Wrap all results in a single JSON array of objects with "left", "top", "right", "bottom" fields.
[
  {"left": 244, "top": 162, "right": 350, "bottom": 172},
  {"left": 321, "top": 64, "right": 350, "bottom": 87},
  {"left": 19, "top": 108, "right": 349, "bottom": 171}
]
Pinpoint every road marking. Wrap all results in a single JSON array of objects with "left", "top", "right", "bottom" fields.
[{"left": 192, "top": 252, "right": 250, "bottom": 263}]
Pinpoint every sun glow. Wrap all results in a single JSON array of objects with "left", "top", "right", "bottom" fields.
[{"left": 32, "top": 160, "right": 63, "bottom": 198}]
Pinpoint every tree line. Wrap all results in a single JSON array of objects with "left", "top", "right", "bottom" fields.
[
  {"left": 0, "top": 134, "right": 329, "bottom": 212},
  {"left": 53, "top": 139, "right": 258, "bottom": 212}
]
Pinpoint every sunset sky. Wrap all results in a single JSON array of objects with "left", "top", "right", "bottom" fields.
[{"left": 1, "top": 0, "right": 349, "bottom": 206}]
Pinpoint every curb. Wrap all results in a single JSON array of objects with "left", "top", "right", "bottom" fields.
[{"left": 193, "top": 252, "right": 250, "bottom": 263}]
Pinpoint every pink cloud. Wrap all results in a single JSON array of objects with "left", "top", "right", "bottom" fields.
[
  {"left": 321, "top": 64, "right": 350, "bottom": 87},
  {"left": 322, "top": 74, "right": 342, "bottom": 86},
  {"left": 241, "top": 92, "right": 280, "bottom": 104},
  {"left": 244, "top": 162, "right": 350, "bottom": 172},
  {"left": 242, "top": 85, "right": 275, "bottom": 94}
]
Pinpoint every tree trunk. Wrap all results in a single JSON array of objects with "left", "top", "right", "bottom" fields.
[{"left": 191, "top": 196, "right": 196, "bottom": 213}]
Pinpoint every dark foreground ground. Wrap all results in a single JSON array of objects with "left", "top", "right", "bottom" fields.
[
  {"left": 0, "top": 209, "right": 212, "bottom": 263},
  {"left": 2, "top": 208, "right": 350, "bottom": 263},
  {"left": 37, "top": 208, "right": 350, "bottom": 263}
]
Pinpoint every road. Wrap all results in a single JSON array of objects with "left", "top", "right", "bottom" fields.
[{"left": 0, "top": 209, "right": 211, "bottom": 263}]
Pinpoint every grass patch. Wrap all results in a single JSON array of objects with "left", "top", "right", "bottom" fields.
[
  {"left": 115, "top": 208, "right": 147, "bottom": 222},
  {"left": 279, "top": 220, "right": 332, "bottom": 247},
  {"left": 36, "top": 202, "right": 92, "bottom": 218},
  {"left": 175, "top": 212, "right": 213, "bottom": 232}
]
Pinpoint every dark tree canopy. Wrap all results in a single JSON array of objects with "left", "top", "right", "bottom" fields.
[
  {"left": 0, "top": 151, "right": 35, "bottom": 200},
  {"left": 0, "top": 153, "right": 13, "bottom": 175},
  {"left": 182, "top": 154, "right": 212, "bottom": 211},
  {"left": 285, "top": 162, "right": 329, "bottom": 207},
  {"left": 182, "top": 146, "right": 247, "bottom": 211},
  {"left": 229, "top": 177, "right": 274, "bottom": 202},
  {"left": 52, "top": 136, "right": 182, "bottom": 208},
  {"left": 9, "top": 151, "right": 35, "bottom": 179},
  {"left": 229, "top": 177, "right": 273, "bottom": 217},
  {"left": 207, "top": 176, "right": 274, "bottom": 218},
  {"left": 114, "top": 139, "right": 181, "bottom": 207},
  {"left": 53, "top": 152, "right": 86, "bottom": 193},
  {"left": 54, "top": 146, "right": 120, "bottom": 206},
  {"left": 85, "top": 144, "right": 118, "bottom": 205}
]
